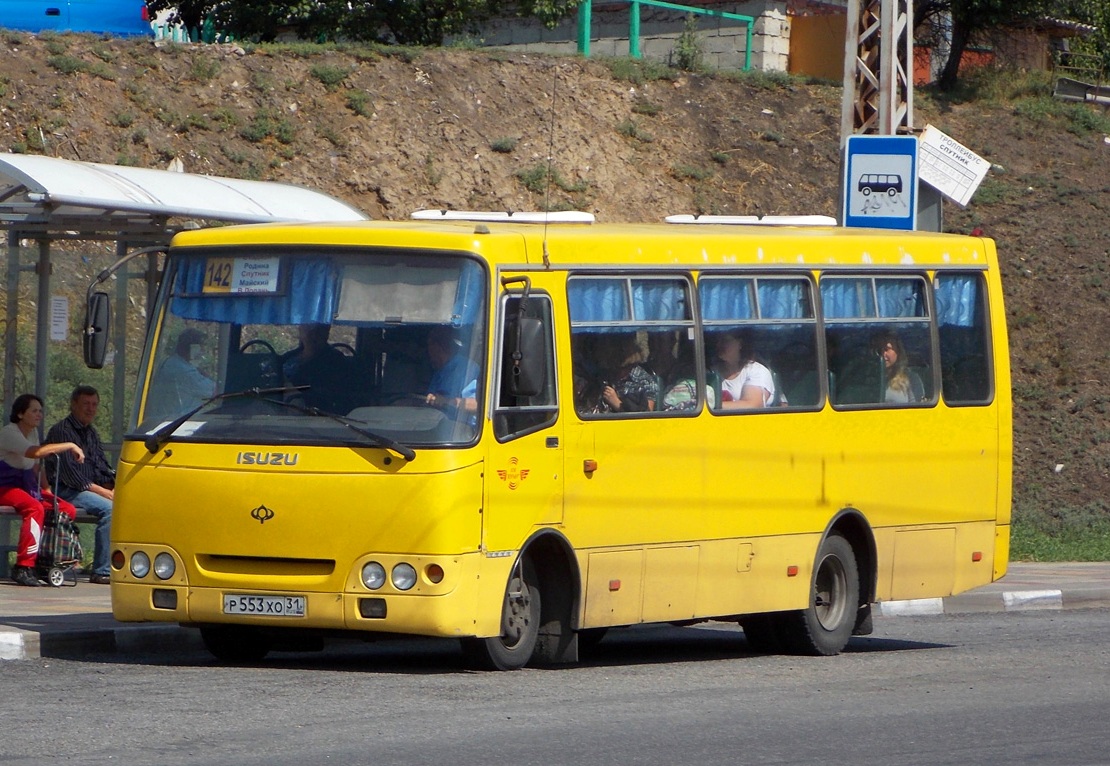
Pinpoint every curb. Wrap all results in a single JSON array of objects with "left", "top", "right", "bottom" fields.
[
  {"left": 0, "top": 624, "right": 199, "bottom": 661},
  {"left": 880, "top": 588, "right": 1069, "bottom": 617}
]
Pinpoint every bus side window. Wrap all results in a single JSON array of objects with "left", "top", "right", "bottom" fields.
[
  {"left": 699, "top": 275, "right": 819, "bottom": 411},
  {"left": 936, "top": 273, "right": 993, "bottom": 405},
  {"left": 822, "top": 275, "right": 933, "bottom": 408},
  {"left": 494, "top": 293, "right": 558, "bottom": 441}
]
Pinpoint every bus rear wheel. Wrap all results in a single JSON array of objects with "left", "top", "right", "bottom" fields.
[
  {"left": 462, "top": 558, "right": 541, "bottom": 670},
  {"left": 780, "top": 533, "right": 859, "bottom": 656},
  {"left": 200, "top": 625, "right": 272, "bottom": 663}
]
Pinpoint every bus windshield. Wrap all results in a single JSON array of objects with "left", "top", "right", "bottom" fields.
[{"left": 135, "top": 248, "right": 488, "bottom": 448}]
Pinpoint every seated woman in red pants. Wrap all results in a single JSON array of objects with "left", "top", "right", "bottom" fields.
[{"left": 0, "top": 394, "right": 84, "bottom": 586}]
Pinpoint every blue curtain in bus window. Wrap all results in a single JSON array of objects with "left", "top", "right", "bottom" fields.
[
  {"left": 757, "top": 280, "right": 809, "bottom": 319},
  {"left": 632, "top": 280, "right": 688, "bottom": 321},
  {"left": 820, "top": 278, "right": 875, "bottom": 319},
  {"left": 934, "top": 274, "right": 977, "bottom": 327},
  {"left": 568, "top": 279, "right": 630, "bottom": 323},
  {"left": 698, "top": 279, "right": 754, "bottom": 321},
  {"left": 876, "top": 278, "right": 926, "bottom": 317},
  {"left": 452, "top": 261, "right": 484, "bottom": 326},
  {"left": 169, "top": 258, "right": 338, "bottom": 325}
]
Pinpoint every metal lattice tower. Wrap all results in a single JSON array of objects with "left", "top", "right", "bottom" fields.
[{"left": 840, "top": 0, "right": 914, "bottom": 142}]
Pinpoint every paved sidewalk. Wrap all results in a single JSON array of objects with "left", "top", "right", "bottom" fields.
[{"left": 2, "top": 562, "right": 1109, "bottom": 661}]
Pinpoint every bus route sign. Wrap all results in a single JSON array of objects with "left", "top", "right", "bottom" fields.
[{"left": 842, "top": 135, "right": 918, "bottom": 231}]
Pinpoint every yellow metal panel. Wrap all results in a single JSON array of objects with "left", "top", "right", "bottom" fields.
[
  {"left": 994, "top": 526, "right": 1010, "bottom": 582},
  {"left": 694, "top": 536, "right": 816, "bottom": 616},
  {"left": 584, "top": 550, "right": 644, "bottom": 627},
  {"left": 889, "top": 528, "right": 956, "bottom": 599},
  {"left": 641, "top": 546, "right": 699, "bottom": 623}
]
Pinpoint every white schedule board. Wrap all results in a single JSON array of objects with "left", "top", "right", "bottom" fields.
[{"left": 918, "top": 124, "right": 989, "bottom": 207}]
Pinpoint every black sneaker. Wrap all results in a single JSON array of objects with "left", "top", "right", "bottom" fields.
[{"left": 12, "top": 565, "right": 43, "bottom": 587}]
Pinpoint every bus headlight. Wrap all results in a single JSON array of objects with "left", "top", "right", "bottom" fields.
[
  {"left": 361, "top": 561, "right": 386, "bottom": 590},
  {"left": 391, "top": 563, "right": 417, "bottom": 591},
  {"left": 130, "top": 551, "right": 151, "bottom": 578},
  {"left": 153, "top": 552, "right": 176, "bottom": 580}
]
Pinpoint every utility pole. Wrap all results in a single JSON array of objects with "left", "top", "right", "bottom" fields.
[{"left": 840, "top": 0, "right": 914, "bottom": 141}]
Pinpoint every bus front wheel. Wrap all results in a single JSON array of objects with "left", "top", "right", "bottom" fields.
[
  {"left": 781, "top": 533, "right": 859, "bottom": 656},
  {"left": 462, "top": 558, "right": 541, "bottom": 670}
]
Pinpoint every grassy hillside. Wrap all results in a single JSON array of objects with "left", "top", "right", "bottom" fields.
[{"left": 1, "top": 32, "right": 1108, "bottom": 558}]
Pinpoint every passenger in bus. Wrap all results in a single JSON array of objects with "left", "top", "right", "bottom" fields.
[
  {"left": 595, "top": 332, "right": 658, "bottom": 413},
  {"left": 662, "top": 344, "right": 713, "bottom": 411},
  {"left": 148, "top": 328, "right": 216, "bottom": 418},
  {"left": 714, "top": 330, "right": 775, "bottom": 409},
  {"left": 877, "top": 332, "right": 925, "bottom": 404},
  {"left": 281, "top": 323, "right": 349, "bottom": 412},
  {"left": 424, "top": 326, "right": 478, "bottom": 417}
]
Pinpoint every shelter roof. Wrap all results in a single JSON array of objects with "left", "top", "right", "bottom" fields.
[{"left": 0, "top": 154, "right": 367, "bottom": 244}]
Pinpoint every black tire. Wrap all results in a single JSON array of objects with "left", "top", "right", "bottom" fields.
[
  {"left": 779, "top": 533, "right": 859, "bottom": 656},
  {"left": 462, "top": 558, "right": 540, "bottom": 670},
  {"left": 200, "top": 626, "right": 272, "bottom": 663}
]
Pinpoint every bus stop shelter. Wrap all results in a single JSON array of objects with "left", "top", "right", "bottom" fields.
[{"left": 0, "top": 153, "right": 367, "bottom": 443}]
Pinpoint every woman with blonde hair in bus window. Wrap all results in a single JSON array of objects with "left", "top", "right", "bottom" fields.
[
  {"left": 714, "top": 330, "right": 774, "bottom": 409},
  {"left": 878, "top": 332, "right": 925, "bottom": 404}
]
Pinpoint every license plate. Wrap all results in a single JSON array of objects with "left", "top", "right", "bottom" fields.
[{"left": 223, "top": 594, "right": 306, "bottom": 617}]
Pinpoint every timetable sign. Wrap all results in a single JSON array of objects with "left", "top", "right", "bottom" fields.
[{"left": 918, "top": 124, "right": 989, "bottom": 207}]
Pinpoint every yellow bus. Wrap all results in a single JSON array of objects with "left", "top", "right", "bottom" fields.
[{"left": 85, "top": 212, "right": 1011, "bottom": 668}]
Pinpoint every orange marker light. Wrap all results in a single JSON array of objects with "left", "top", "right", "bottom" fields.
[
  {"left": 971, "top": 551, "right": 983, "bottom": 562},
  {"left": 583, "top": 459, "right": 598, "bottom": 473},
  {"left": 608, "top": 579, "right": 621, "bottom": 591},
  {"left": 426, "top": 563, "right": 445, "bottom": 583},
  {"left": 787, "top": 565, "right": 799, "bottom": 577}
]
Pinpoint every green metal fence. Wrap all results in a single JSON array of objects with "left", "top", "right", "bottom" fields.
[{"left": 576, "top": 0, "right": 754, "bottom": 70}]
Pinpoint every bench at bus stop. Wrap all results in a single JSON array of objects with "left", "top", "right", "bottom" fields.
[{"left": 0, "top": 504, "right": 99, "bottom": 579}]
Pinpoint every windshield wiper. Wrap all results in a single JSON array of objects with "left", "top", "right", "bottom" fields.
[
  {"left": 144, "top": 386, "right": 306, "bottom": 454},
  {"left": 260, "top": 397, "right": 417, "bottom": 462}
]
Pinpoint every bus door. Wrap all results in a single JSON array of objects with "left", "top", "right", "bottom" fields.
[{"left": 484, "top": 280, "right": 563, "bottom": 553}]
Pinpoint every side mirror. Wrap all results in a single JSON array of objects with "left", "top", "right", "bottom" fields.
[
  {"left": 83, "top": 291, "right": 110, "bottom": 369},
  {"left": 506, "top": 316, "right": 545, "bottom": 398}
]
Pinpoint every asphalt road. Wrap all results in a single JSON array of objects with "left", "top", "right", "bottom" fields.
[{"left": 1, "top": 610, "right": 1106, "bottom": 766}]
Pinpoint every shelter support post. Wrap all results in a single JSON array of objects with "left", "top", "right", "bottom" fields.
[
  {"left": 4, "top": 232, "right": 18, "bottom": 408},
  {"left": 113, "top": 239, "right": 130, "bottom": 446},
  {"left": 34, "top": 239, "right": 50, "bottom": 400}
]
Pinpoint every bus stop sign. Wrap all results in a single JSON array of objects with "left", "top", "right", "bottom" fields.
[{"left": 842, "top": 135, "right": 918, "bottom": 230}]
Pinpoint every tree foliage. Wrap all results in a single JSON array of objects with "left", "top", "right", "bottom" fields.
[
  {"left": 916, "top": 0, "right": 1110, "bottom": 91},
  {"left": 916, "top": 0, "right": 1045, "bottom": 90},
  {"left": 147, "top": 0, "right": 584, "bottom": 45}
]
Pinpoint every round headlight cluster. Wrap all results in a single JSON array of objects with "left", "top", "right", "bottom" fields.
[
  {"left": 360, "top": 560, "right": 447, "bottom": 591},
  {"left": 118, "top": 550, "right": 177, "bottom": 580}
]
